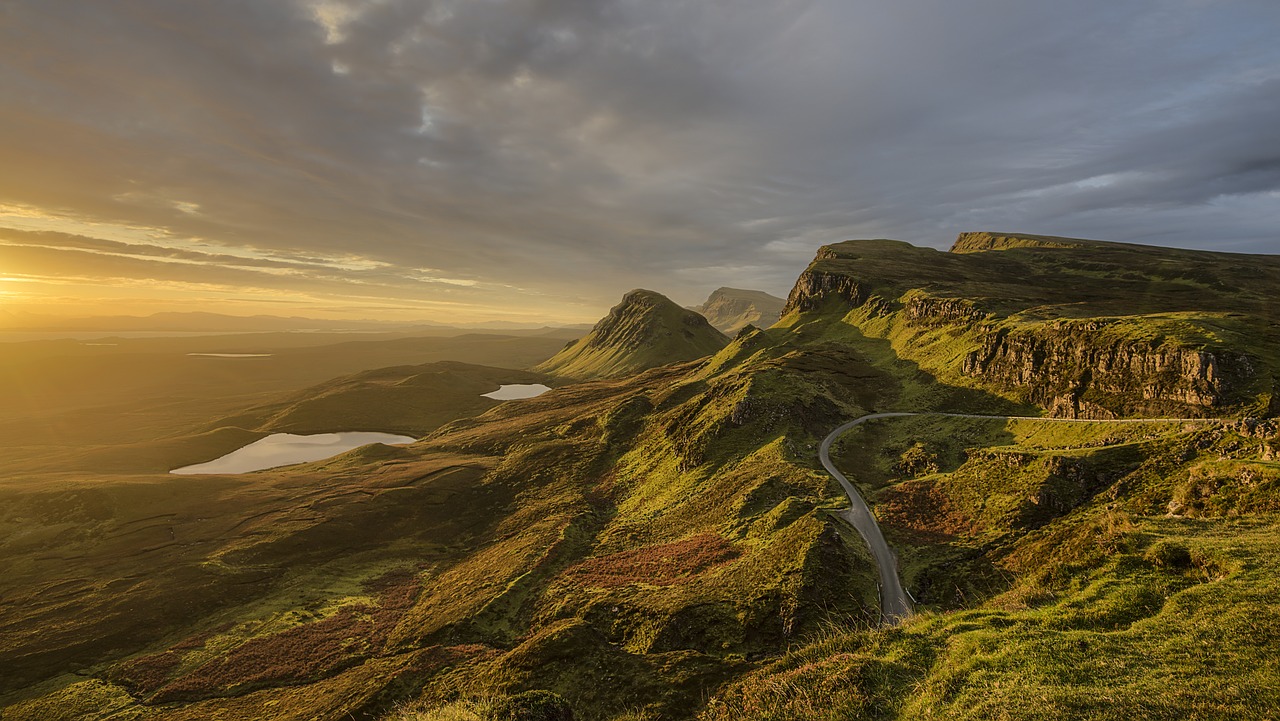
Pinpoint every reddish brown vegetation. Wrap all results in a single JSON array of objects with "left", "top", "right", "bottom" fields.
[
  {"left": 170, "top": 623, "right": 235, "bottom": 651},
  {"left": 109, "top": 650, "right": 185, "bottom": 695},
  {"left": 560, "top": 533, "right": 740, "bottom": 588},
  {"left": 151, "top": 568, "right": 423, "bottom": 702},
  {"left": 877, "top": 480, "right": 975, "bottom": 542}
]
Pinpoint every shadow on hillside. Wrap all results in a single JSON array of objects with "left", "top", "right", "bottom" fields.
[{"left": 773, "top": 310, "right": 1027, "bottom": 612}]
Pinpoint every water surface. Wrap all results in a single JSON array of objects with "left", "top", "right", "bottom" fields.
[
  {"left": 171, "top": 432, "right": 416, "bottom": 475},
  {"left": 482, "top": 383, "right": 552, "bottom": 400}
]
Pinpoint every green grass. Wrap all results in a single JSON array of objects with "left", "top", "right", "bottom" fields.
[
  {"left": 537, "top": 290, "right": 728, "bottom": 380},
  {"left": 779, "top": 235, "right": 1280, "bottom": 418},
  {"left": 4, "top": 234, "right": 1279, "bottom": 720},
  {"left": 699, "top": 414, "right": 1280, "bottom": 720}
]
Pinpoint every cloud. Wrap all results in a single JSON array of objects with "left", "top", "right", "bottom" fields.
[{"left": 1, "top": 0, "right": 1278, "bottom": 317}]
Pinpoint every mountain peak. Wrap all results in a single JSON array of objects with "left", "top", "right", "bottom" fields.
[
  {"left": 691, "top": 287, "right": 786, "bottom": 334},
  {"left": 536, "top": 289, "right": 728, "bottom": 379}
]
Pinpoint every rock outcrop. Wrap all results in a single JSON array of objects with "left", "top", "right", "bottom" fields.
[
  {"left": 962, "top": 325, "right": 1252, "bottom": 418},
  {"left": 782, "top": 270, "right": 868, "bottom": 315},
  {"left": 778, "top": 233, "right": 1277, "bottom": 418}
]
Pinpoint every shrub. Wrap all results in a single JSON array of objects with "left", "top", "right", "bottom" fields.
[
  {"left": 557, "top": 534, "right": 738, "bottom": 588},
  {"left": 1144, "top": 539, "right": 1192, "bottom": 569},
  {"left": 893, "top": 443, "right": 939, "bottom": 476},
  {"left": 491, "top": 690, "right": 574, "bottom": 721}
]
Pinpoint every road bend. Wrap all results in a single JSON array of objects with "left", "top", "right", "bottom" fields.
[{"left": 819, "top": 412, "right": 1224, "bottom": 625}]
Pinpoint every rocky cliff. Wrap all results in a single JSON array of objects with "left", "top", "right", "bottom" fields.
[
  {"left": 780, "top": 233, "right": 1279, "bottom": 418},
  {"left": 960, "top": 323, "right": 1252, "bottom": 418}
]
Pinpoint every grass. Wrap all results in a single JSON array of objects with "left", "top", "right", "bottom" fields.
[
  {"left": 0, "top": 330, "right": 581, "bottom": 475},
  {"left": 389, "top": 698, "right": 495, "bottom": 720},
  {"left": 4, "top": 234, "right": 1279, "bottom": 720},
  {"left": 699, "top": 413, "right": 1280, "bottom": 720},
  {"left": 779, "top": 235, "right": 1280, "bottom": 418},
  {"left": 537, "top": 290, "right": 728, "bottom": 380}
]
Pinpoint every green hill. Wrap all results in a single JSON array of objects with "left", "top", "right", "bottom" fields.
[
  {"left": 781, "top": 233, "right": 1280, "bottom": 418},
  {"left": 3, "top": 233, "right": 1279, "bottom": 720},
  {"left": 691, "top": 287, "right": 786, "bottom": 334},
  {"left": 214, "top": 360, "right": 557, "bottom": 437},
  {"left": 536, "top": 289, "right": 729, "bottom": 379}
]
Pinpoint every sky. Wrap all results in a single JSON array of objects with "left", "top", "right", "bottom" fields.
[{"left": 1, "top": 0, "right": 1279, "bottom": 324}]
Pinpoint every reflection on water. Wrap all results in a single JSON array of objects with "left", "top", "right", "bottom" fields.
[
  {"left": 482, "top": 383, "right": 552, "bottom": 400},
  {"left": 171, "top": 432, "right": 416, "bottom": 475},
  {"left": 186, "top": 353, "right": 274, "bottom": 358}
]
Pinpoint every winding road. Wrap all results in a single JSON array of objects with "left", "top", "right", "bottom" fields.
[{"left": 819, "top": 412, "right": 1225, "bottom": 625}]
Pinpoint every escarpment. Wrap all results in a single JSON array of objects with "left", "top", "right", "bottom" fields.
[
  {"left": 781, "top": 233, "right": 1279, "bottom": 418},
  {"left": 961, "top": 325, "right": 1252, "bottom": 418},
  {"left": 903, "top": 295, "right": 986, "bottom": 326},
  {"left": 782, "top": 269, "right": 868, "bottom": 315}
]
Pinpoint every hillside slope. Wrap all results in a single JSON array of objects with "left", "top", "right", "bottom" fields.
[
  {"left": 536, "top": 289, "right": 729, "bottom": 379},
  {"left": 3, "top": 233, "right": 1278, "bottom": 721},
  {"left": 214, "top": 361, "right": 556, "bottom": 437},
  {"left": 691, "top": 287, "right": 786, "bottom": 334},
  {"left": 782, "top": 232, "right": 1280, "bottom": 418}
]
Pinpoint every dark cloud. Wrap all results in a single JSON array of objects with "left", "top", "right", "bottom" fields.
[{"left": 1, "top": 0, "right": 1278, "bottom": 317}]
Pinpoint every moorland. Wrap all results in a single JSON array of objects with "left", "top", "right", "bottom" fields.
[{"left": 2, "top": 232, "right": 1278, "bottom": 721}]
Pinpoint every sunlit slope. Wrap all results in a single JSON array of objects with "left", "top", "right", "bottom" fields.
[
  {"left": 214, "top": 360, "right": 557, "bottom": 437},
  {"left": 3, "top": 233, "right": 1279, "bottom": 720},
  {"left": 537, "top": 289, "right": 729, "bottom": 379},
  {"left": 691, "top": 287, "right": 786, "bottom": 334},
  {"left": 0, "top": 350, "right": 894, "bottom": 718},
  {"left": 779, "top": 232, "right": 1280, "bottom": 418},
  {"left": 0, "top": 332, "right": 577, "bottom": 475},
  {"left": 703, "top": 414, "right": 1280, "bottom": 720}
]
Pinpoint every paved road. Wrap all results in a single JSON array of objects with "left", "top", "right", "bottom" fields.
[{"left": 819, "top": 412, "right": 1224, "bottom": 625}]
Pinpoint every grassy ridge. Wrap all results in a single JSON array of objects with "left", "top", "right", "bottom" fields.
[
  {"left": 537, "top": 290, "right": 729, "bottom": 380},
  {"left": 4, "top": 234, "right": 1279, "bottom": 720}
]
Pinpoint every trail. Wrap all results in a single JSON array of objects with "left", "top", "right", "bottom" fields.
[{"left": 819, "top": 412, "right": 1223, "bottom": 625}]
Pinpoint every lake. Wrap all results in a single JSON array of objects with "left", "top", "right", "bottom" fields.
[
  {"left": 482, "top": 383, "right": 552, "bottom": 400},
  {"left": 170, "top": 432, "right": 416, "bottom": 475}
]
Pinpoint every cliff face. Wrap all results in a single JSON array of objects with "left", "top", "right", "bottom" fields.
[
  {"left": 949, "top": 231, "right": 1093, "bottom": 254},
  {"left": 902, "top": 295, "right": 985, "bottom": 326},
  {"left": 782, "top": 269, "right": 868, "bottom": 315},
  {"left": 961, "top": 325, "right": 1251, "bottom": 418},
  {"left": 779, "top": 234, "right": 1278, "bottom": 418}
]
